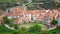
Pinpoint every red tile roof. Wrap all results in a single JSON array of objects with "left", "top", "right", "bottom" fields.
[
  {"left": 7, "top": 6, "right": 60, "bottom": 24},
  {"left": 13, "top": 6, "right": 22, "bottom": 12}
]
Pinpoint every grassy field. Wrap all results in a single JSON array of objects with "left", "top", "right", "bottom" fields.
[
  {"left": 0, "top": 23, "right": 60, "bottom": 34},
  {"left": 0, "top": 23, "right": 46, "bottom": 34},
  {"left": 19, "top": 23, "right": 60, "bottom": 34},
  {"left": 0, "top": 0, "right": 9, "bottom": 2},
  {"left": 48, "top": 28, "right": 60, "bottom": 34},
  {"left": 0, "top": 24, "right": 15, "bottom": 34},
  {"left": 19, "top": 23, "right": 47, "bottom": 30},
  {"left": 0, "top": 0, "right": 16, "bottom": 2}
]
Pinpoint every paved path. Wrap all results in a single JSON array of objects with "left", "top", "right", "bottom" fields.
[
  {"left": 5, "top": 24, "right": 15, "bottom": 30},
  {"left": 47, "top": 26, "right": 56, "bottom": 31}
]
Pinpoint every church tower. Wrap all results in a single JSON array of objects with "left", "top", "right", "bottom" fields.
[{"left": 22, "top": 4, "right": 27, "bottom": 18}]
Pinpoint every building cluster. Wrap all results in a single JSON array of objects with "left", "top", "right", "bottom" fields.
[{"left": 7, "top": 6, "right": 60, "bottom": 24}]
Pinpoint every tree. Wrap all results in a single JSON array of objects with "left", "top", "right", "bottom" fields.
[
  {"left": 57, "top": 25, "right": 60, "bottom": 29},
  {"left": 51, "top": 18, "right": 58, "bottom": 25},
  {"left": 52, "top": 32, "right": 56, "bottom": 34},
  {"left": 17, "top": 27, "right": 28, "bottom": 34},
  {"left": 3, "top": 16, "right": 11, "bottom": 24},
  {"left": 28, "top": 24, "right": 41, "bottom": 33},
  {"left": 14, "top": 24, "right": 19, "bottom": 30},
  {"left": 39, "top": 31, "right": 49, "bottom": 34}
]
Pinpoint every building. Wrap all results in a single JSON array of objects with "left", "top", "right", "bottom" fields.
[{"left": 7, "top": 6, "right": 60, "bottom": 24}]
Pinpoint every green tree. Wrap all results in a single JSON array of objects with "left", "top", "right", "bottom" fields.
[
  {"left": 51, "top": 18, "right": 58, "bottom": 25},
  {"left": 39, "top": 31, "right": 49, "bottom": 34},
  {"left": 17, "top": 27, "right": 28, "bottom": 34},
  {"left": 3, "top": 16, "right": 11, "bottom": 24},
  {"left": 57, "top": 25, "right": 60, "bottom": 29},
  {"left": 14, "top": 24, "right": 19, "bottom": 30},
  {"left": 28, "top": 24, "right": 41, "bottom": 33}
]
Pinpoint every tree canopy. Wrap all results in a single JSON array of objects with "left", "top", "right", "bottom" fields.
[{"left": 51, "top": 18, "right": 58, "bottom": 25}]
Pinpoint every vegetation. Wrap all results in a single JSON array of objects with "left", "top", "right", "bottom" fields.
[
  {"left": 0, "top": 24, "right": 15, "bottom": 34},
  {"left": 3, "top": 16, "right": 19, "bottom": 30},
  {"left": 3, "top": 16, "right": 11, "bottom": 24},
  {"left": 51, "top": 18, "right": 58, "bottom": 25},
  {"left": 48, "top": 28, "right": 60, "bottom": 34},
  {"left": 1, "top": 14, "right": 59, "bottom": 34},
  {"left": 9, "top": 23, "right": 16, "bottom": 27},
  {"left": 0, "top": 22, "right": 60, "bottom": 34},
  {"left": 14, "top": 24, "right": 19, "bottom": 30},
  {"left": 17, "top": 27, "right": 28, "bottom": 34},
  {"left": 57, "top": 25, "right": 60, "bottom": 29},
  {"left": 28, "top": 24, "right": 41, "bottom": 33},
  {"left": 0, "top": 0, "right": 60, "bottom": 34},
  {"left": 9, "top": 23, "right": 19, "bottom": 29},
  {"left": 0, "top": 2, "right": 19, "bottom": 11},
  {"left": 0, "top": 0, "right": 60, "bottom": 11},
  {"left": 39, "top": 31, "right": 49, "bottom": 34}
]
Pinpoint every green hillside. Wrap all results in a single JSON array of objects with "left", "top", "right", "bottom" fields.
[
  {"left": 0, "top": 24, "right": 15, "bottom": 34},
  {"left": 0, "top": 0, "right": 60, "bottom": 11},
  {"left": 0, "top": 0, "right": 16, "bottom": 2}
]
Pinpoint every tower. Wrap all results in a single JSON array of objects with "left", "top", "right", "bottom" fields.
[
  {"left": 22, "top": 4, "right": 27, "bottom": 18},
  {"left": 22, "top": 4, "right": 27, "bottom": 11}
]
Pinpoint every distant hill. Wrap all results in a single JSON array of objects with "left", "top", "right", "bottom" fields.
[
  {"left": 0, "top": 0, "right": 16, "bottom": 2},
  {"left": 0, "top": 0, "right": 60, "bottom": 11}
]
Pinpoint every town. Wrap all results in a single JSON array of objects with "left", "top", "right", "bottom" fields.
[
  {"left": 0, "top": 0, "right": 60, "bottom": 34},
  {"left": 7, "top": 6, "right": 59, "bottom": 24}
]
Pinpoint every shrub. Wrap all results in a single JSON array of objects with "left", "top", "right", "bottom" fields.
[
  {"left": 51, "top": 18, "right": 58, "bottom": 25},
  {"left": 17, "top": 27, "right": 28, "bottom": 34},
  {"left": 3, "top": 16, "right": 11, "bottom": 24},
  {"left": 0, "top": 24, "right": 15, "bottom": 33},
  {"left": 28, "top": 24, "right": 41, "bottom": 33},
  {"left": 9, "top": 23, "right": 15, "bottom": 27},
  {"left": 14, "top": 24, "right": 19, "bottom": 30},
  {"left": 39, "top": 31, "right": 49, "bottom": 34},
  {"left": 52, "top": 32, "right": 56, "bottom": 34},
  {"left": 57, "top": 25, "right": 60, "bottom": 29},
  {"left": 14, "top": 32, "right": 17, "bottom": 34}
]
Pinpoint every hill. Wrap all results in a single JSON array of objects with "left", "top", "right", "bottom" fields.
[{"left": 0, "top": 0, "right": 60, "bottom": 11}]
